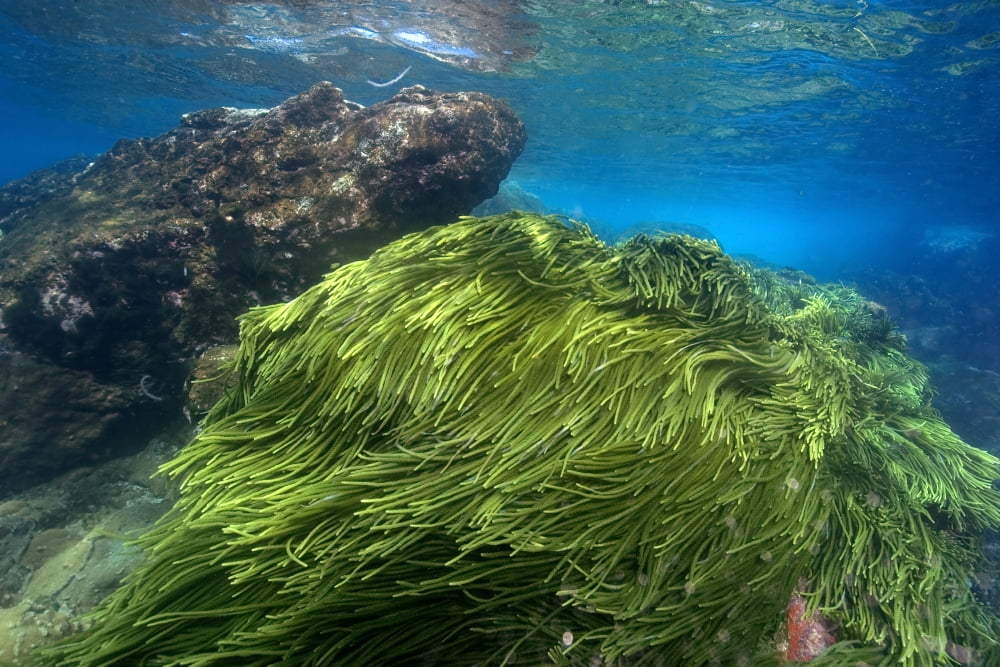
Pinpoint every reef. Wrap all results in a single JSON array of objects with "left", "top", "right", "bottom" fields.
[
  {"left": 846, "top": 228, "right": 1000, "bottom": 458},
  {"left": 0, "top": 82, "right": 525, "bottom": 495},
  {"left": 37, "top": 212, "right": 1000, "bottom": 665}
]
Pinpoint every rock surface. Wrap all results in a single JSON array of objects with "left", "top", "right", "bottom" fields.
[
  {"left": 0, "top": 422, "right": 188, "bottom": 663},
  {"left": 847, "top": 231, "right": 1000, "bottom": 455},
  {"left": 0, "top": 82, "right": 525, "bottom": 496}
]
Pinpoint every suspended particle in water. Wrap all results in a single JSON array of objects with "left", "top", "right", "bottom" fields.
[
  {"left": 760, "top": 550, "right": 773, "bottom": 563},
  {"left": 785, "top": 478, "right": 800, "bottom": 491},
  {"left": 561, "top": 631, "right": 574, "bottom": 647},
  {"left": 684, "top": 581, "right": 697, "bottom": 596},
  {"left": 865, "top": 491, "right": 882, "bottom": 508}
]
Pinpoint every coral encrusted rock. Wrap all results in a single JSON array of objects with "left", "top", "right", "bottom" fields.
[{"left": 0, "top": 82, "right": 525, "bottom": 495}]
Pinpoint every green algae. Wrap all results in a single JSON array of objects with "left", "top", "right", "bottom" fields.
[{"left": 36, "top": 212, "right": 1000, "bottom": 665}]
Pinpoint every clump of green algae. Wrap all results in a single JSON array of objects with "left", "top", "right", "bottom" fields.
[{"left": 37, "top": 212, "right": 1000, "bottom": 665}]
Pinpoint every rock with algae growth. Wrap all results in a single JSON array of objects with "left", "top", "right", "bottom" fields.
[{"left": 36, "top": 213, "right": 1000, "bottom": 665}]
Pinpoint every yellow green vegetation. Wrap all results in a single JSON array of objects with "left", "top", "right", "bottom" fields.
[{"left": 37, "top": 212, "right": 1000, "bottom": 665}]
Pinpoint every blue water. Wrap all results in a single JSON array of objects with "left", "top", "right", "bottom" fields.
[{"left": 1, "top": 2, "right": 997, "bottom": 342}]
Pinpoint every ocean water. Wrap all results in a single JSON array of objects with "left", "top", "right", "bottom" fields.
[
  {"left": 2, "top": 1, "right": 997, "bottom": 262},
  {"left": 2, "top": 3, "right": 1000, "bottom": 662},
  {"left": 1, "top": 2, "right": 997, "bottom": 367}
]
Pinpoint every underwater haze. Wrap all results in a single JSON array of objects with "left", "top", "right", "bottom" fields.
[{"left": 1, "top": 1, "right": 998, "bottom": 350}]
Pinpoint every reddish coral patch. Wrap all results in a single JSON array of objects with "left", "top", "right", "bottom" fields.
[{"left": 784, "top": 579, "right": 836, "bottom": 662}]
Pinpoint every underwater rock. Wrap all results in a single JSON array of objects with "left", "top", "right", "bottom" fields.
[
  {"left": 472, "top": 179, "right": 551, "bottom": 217},
  {"left": 848, "top": 231, "right": 1000, "bottom": 454},
  {"left": 0, "top": 154, "right": 93, "bottom": 222},
  {"left": 0, "top": 425, "right": 184, "bottom": 663},
  {"left": 33, "top": 213, "right": 1000, "bottom": 665},
  {"left": 0, "top": 82, "right": 525, "bottom": 496}
]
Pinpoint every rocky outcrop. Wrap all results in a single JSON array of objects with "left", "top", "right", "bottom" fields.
[
  {"left": 847, "top": 231, "right": 1000, "bottom": 453},
  {"left": 0, "top": 424, "right": 185, "bottom": 662},
  {"left": 0, "top": 82, "right": 526, "bottom": 496}
]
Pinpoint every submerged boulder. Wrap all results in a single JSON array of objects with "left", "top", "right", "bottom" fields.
[{"left": 0, "top": 82, "right": 525, "bottom": 495}]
